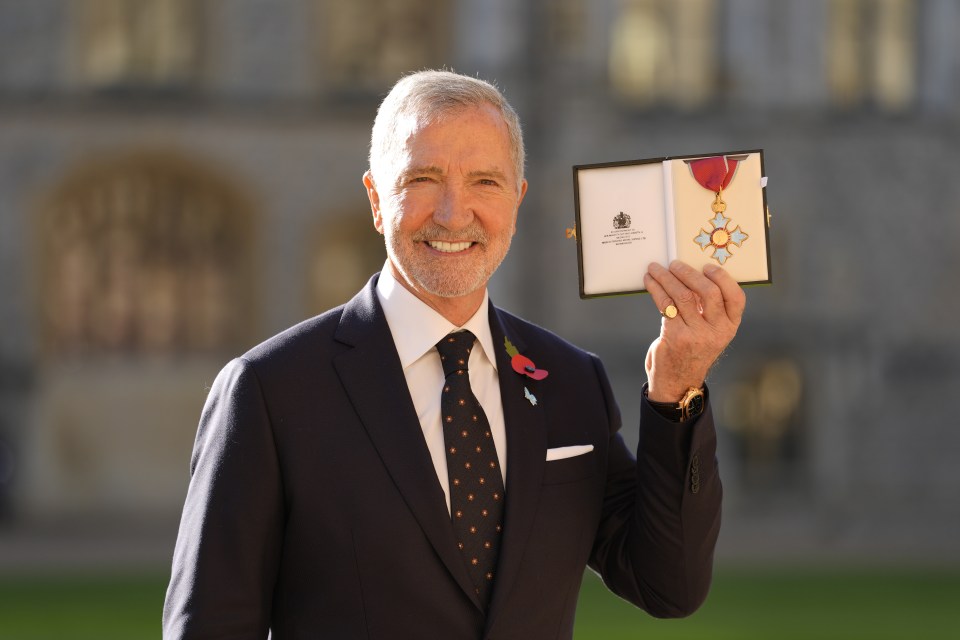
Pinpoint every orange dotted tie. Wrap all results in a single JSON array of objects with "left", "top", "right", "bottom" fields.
[{"left": 436, "top": 331, "right": 504, "bottom": 609}]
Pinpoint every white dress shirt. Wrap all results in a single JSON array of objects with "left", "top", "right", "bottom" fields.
[{"left": 375, "top": 266, "right": 507, "bottom": 514}]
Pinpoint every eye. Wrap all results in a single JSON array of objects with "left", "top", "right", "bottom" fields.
[{"left": 479, "top": 178, "right": 500, "bottom": 187}]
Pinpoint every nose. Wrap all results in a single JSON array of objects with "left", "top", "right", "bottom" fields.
[{"left": 432, "top": 184, "right": 474, "bottom": 231}]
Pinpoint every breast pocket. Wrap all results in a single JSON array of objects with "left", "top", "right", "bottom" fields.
[{"left": 542, "top": 450, "right": 597, "bottom": 485}]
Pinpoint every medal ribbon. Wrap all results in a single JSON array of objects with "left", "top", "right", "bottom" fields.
[{"left": 689, "top": 155, "right": 741, "bottom": 193}]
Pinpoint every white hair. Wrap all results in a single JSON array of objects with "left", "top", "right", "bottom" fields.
[{"left": 368, "top": 70, "right": 525, "bottom": 190}]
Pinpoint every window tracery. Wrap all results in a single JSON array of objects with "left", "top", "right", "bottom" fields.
[
  {"left": 827, "top": 0, "right": 916, "bottom": 112},
  {"left": 609, "top": 0, "right": 717, "bottom": 110},
  {"left": 76, "top": 0, "right": 201, "bottom": 89},
  {"left": 320, "top": 0, "right": 450, "bottom": 93},
  {"left": 39, "top": 154, "right": 255, "bottom": 356}
]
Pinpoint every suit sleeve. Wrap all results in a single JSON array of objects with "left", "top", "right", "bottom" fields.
[
  {"left": 163, "top": 358, "right": 285, "bottom": 639},
  {"left": 587, "top": 355, "right": 722, "bottom": 618}
]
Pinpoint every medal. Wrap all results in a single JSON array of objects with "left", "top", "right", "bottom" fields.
[{"left": 687, "top": 155, "right": 750, "bottom": 265}]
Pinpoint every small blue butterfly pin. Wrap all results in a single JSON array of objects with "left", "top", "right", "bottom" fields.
[{"left": 524, "top": 387, "right": 537, "bottom": 406}]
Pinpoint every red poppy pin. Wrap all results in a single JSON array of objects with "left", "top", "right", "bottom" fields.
[
  {"left": 504, "top": 338, "right": 548, "bottom": 380},
  {"left": 505, "top": 337, "right": 546, "bottom": 406}
]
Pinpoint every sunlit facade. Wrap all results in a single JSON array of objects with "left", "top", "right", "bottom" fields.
[{"left": 0, "top": 0, "right": 957, "bottom": 561}]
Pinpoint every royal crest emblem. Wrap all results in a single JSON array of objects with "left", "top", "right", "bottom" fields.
[{"left": 612, "top": 211, "right": 631, "bottom": 229}]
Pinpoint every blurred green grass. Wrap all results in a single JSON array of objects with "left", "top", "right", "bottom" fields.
[
  {"left": 574, "top": 567, "right": 960, "bottom": 640},
  {"left": 0, "top": 567, "right": 957, "bottom": 639}
]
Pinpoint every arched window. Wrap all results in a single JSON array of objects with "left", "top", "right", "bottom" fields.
[
  {"left": 609, "top": 0, "right": 717, "bottom": 110},
  {"left": 38, "top": 153, "right": 256, "bottom": 357},
  {"left": 720, "top": 357, "right": 806, "bottom": 491},
  {"left": 827, "top": 0, "right": 917, "bottom": 112},
  {"left": 547, "top": 0, "right": 589, "bottom": 60},
  {"left": 319, "top": 0, "right": 451, "bottom": 94},
  {"left": 307, "top": 213, "right": 386, "bottom": 315},
  {"left": 75, "top": 0, "right": 201, "bottom": 90}
]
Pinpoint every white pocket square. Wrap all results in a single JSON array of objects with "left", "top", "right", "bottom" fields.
[{"left": 545, "top": 444, "right": 594, "bottom": 461}]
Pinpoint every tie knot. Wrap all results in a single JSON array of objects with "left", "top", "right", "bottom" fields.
[{"left": 436, "top": 331, "right": 476, "bottom": 377}]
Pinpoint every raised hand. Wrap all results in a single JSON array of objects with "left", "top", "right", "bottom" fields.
[{"left": 642, "top": 261, "right": 746, "bottom": 403}]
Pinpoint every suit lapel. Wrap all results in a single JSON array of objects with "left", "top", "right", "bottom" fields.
[
  {"left": 332, "top": 277, "right": 483, "bottom": 610},
  {"left": 486, "top": 307, "right": 548, "bottom": 625}
]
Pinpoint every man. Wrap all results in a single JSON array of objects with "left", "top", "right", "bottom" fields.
[{"left": 163, "top": 70, "right": 744, "bottom": 639}]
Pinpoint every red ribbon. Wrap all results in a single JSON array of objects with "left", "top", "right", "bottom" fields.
[{"left": 688, "top": 156, "right": 741, "bottom": 193}]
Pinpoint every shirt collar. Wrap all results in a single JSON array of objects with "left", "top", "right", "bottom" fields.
[{"left": 376, "top": 265, "right": 498, "bottom": 372}]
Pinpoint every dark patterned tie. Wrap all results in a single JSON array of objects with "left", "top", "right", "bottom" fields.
[{"left": 436, "top": 331, "right": 505, "bottom": 608}]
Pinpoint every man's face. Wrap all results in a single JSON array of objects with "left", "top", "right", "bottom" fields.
[{"left": 365, "top": 104, "right": 527, "bottom": 303}]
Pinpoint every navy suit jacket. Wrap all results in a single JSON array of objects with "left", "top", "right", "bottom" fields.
[{"left": 163, "top": 275, "right": 722, "bottom": 639}]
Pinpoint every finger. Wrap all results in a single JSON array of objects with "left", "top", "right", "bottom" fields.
[
  {"left": 643, "top": 271, "right": 679, "bottom": 321},
  {"left": 648, "top": 262, "right": 699, "bottom": 322},
  {"left": 703, "top": 263, "right": 746, "bottom": 324},
  {"left": 668, "top": 261, "right": 727, "bottom": 324}
]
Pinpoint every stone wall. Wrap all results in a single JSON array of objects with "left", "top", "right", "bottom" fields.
[{"left": 0, "top": 0, "right": 957, "bottom": 563}]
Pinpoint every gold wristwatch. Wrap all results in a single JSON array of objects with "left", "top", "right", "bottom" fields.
[{"left": 646, "top": 386, "right": 705, "bottom": 422}]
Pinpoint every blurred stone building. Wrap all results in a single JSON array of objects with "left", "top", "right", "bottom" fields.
[{"left": 1, "top": 0, "right": 958, "bottom": 565}]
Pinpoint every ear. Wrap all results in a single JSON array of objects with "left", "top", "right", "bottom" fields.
[
  {"left": 512, "top": 179, "right": 529, "bottom": 234},
  {"left": 363, "top": 170, "right": 384, "bottom": 234}
]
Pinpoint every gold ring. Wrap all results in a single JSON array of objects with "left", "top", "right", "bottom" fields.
[{"left": 661, "top": 304, "right": 678, "bottom": 319}]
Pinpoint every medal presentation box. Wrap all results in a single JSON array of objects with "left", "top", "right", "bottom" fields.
[{"left": 572, "top": 150, "right": 772, "bottom": 298}]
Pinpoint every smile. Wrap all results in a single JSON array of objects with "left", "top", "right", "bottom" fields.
[{"left": 427, "top": 240, "right": 474, "bottom": 253}]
